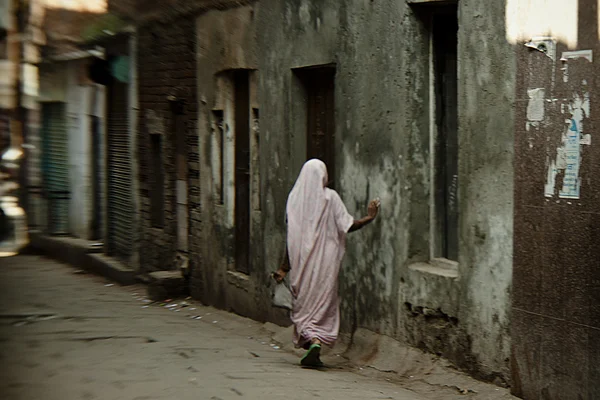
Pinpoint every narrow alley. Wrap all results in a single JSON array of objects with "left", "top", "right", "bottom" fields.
[{"left": 0, "top": 255, "right": 517, "bottom": 400}]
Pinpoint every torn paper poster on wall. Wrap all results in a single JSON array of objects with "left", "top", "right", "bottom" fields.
[
  {"left": 544, "top": 90, "right": 591, "bottom": 199},
  {"left": 560, "top": 119, "right": 582, "bottom": 198},
  {"left": 527, "top": 88, "right": 545, "bottom": 121}
]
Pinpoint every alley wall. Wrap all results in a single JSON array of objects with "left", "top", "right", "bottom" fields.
[
  {"left": 255, "top": 0, "right": 515, "bottom": 382},
  {"left": 112, "top": 0, "right": 518, "bottom": 383},
  {"left": 190, "top": 0, "right": 515, "bottom": 382}
]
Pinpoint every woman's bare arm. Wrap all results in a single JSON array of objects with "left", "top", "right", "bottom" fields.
[{"left": 349, "top": 215, "right": 375, "bottom": 232}]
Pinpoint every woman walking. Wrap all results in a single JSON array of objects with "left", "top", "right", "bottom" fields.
[{"left": 274, "top": 159, "right": 380, "bottom": 367}]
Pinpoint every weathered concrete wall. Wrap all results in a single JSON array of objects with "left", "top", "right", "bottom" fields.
[
  {"left": 66, "top": 61, "right": 93, "bottom": 239},
  {"left": 455, "top": 0, "right": 515, "bottom": 382},
  {"left": 194, "top": 2, "right": 272, "bottom": 321},
  {"left": 254, "top": 0, "right": 515, "bottom": 382},
  {"left": 511, "top": 0, "right": 600, "bottom": 398}
]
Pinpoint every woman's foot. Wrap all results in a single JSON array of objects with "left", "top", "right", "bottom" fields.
[{"left": 300, "top": 339, "right": 324, "bottom": 367}]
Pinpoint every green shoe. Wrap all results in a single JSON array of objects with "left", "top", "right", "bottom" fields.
[{"left": 300, "top": 343, "right": 322, "bottom": 367}]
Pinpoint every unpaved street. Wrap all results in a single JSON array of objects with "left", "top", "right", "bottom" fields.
[
  {"left": 0, "top": 255, "right": 430, "bottom": 400},
  {"left": 0, "top": 255, "right": 516, "bottom": 400}
]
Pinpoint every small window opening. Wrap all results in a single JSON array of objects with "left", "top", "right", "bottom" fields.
[
  {"left": 212, "top": 109, "right": 225, "bottom": 204},
  {"left": 431, "top": 6, "right": 459, "bottom": 261}
]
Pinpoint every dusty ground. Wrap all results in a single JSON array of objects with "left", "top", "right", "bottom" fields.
[{"left": 0, "top": 255, "right": 517, "bottom": 400}]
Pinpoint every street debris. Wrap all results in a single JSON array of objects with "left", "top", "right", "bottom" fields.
[
  {"left": 446, "top": 385, "right": 478, "bottom": 395},
  {"left": 104, "top": 284, "right": 114, "bottom": 287}
]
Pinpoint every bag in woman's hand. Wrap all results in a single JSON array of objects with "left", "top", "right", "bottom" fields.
[
  {"left": 271, "top": 241, "right": 293, "bottom": 310},
  {"left": 271, "top": 274, "right": 292, "bottom": 310}
]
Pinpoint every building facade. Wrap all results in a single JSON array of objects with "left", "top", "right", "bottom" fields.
[
  {"left": 35, "top": 0, "right": 598, "bottom": 397},
  {"left": 129, "top": 0, "right": 515, "bottom": 383}
]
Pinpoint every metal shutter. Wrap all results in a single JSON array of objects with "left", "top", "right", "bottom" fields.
[
  {"left": 41, "top": 102, "right": 69, "bottom": 235},
  {"left": 106, "top": 82, "right": 134, "bottom": 263}
]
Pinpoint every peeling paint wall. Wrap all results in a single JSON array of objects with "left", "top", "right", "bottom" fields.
[{"left": 512, "top": 0, "right": 600, "bottom": 397}]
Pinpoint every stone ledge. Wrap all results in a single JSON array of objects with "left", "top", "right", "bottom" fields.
[
  {"left": 405, "top": 258, "right": 460, "bottom": 317},
  {"left": 408, "top": 258, "right": 459, "bottom": 279},
  {"left": 226, "top": 270, "right": 251, "bottom": 292}
]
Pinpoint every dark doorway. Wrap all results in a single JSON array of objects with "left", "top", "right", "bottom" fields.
[
  {"left": 234, "top": 70, "right": 251, "bottom": 274},
  {"left": 432, "top": 7, "right": 458, "bottom": 261},
  {"left": 297, "top": 66, "right": 336, "bottom": 187}
]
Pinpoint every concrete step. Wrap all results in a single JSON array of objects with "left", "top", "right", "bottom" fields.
[
  {"left": 28, "top": 232, "right": 135, "bottom": 285},
  {"left": 147, "top": 270, "right": 186, "bottom": 301},
  {"left": 86, "top": 253, "right": 136, "bottom": 285}
]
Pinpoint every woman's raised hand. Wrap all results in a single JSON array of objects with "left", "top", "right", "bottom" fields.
[{"left": 367, "top": 198, "right": 381, "bottom": 219}]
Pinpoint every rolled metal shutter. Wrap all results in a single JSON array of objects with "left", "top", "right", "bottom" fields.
[
  {"left": 41, "top": 102, "right": 69, "bottom": 235},
  {"left": 106, "top": 82, "right": 134, "bottom": 263}
]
